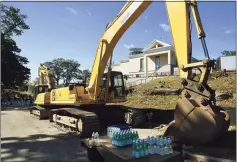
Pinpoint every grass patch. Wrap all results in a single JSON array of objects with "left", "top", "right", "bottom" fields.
[
  {"left": 123, "top": 72, "right": 236, "bottom": 109},
  {"left": 208, "top": 72, "right": 236, "bottom": 94}
]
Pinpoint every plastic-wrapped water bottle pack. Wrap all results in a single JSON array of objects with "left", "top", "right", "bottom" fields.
[
  {"left": 108, "top": 127, "right": 139, "bottom": 147},
  {"left": 132, "top": 136, "right": 173, "bottom": 159}
]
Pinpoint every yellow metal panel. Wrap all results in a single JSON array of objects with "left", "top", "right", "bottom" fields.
[
  {"left": 34, "top": 92, "right": 50, "bottom": 105},
  {"left": 51, "top": 87, "right": 69, "bottom": 102},
  {"left": 190, "top": 1, "right": 206, "bottom": 38},
  {"left": 165, "top": 1, "right": 191, "bottom": 79},
  {"left": 39, "top": 64, "right": 53, "bottom": 89}
]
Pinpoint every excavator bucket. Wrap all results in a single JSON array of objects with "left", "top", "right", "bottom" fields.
[{"left": 165, "top": 96, "right": 230, "bottom": 145}]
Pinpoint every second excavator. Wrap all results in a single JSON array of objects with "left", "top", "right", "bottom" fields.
[{"left": 30, "top": 0, "right": 230, "bottom": 145}]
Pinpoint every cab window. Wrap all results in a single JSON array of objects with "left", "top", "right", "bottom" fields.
[{"left": 114, "top": 75, "right": 123, "bottom": 87}]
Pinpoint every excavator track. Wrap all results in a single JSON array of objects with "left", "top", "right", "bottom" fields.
[
  {"left": 49, "top": 108, "right": 100, "bottom": 138},
  {"left": 30, "top": 105, "right": 50, "bottom": 120}
]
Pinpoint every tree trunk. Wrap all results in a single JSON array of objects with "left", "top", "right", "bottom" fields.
[
  {"left": 56, "top": 79, "right": 59, "bottom": 87},
  {"left": 149, "top": 88, "right": 181, "bottom": 95}
]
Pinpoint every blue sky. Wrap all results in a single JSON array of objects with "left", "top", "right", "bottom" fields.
[{"left": 4, "top": 1, "right": 236, "bottom": 81}]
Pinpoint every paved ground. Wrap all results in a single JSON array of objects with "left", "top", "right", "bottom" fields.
[{"left": 1, "top": 108, "right": 90, "bottom": 162}]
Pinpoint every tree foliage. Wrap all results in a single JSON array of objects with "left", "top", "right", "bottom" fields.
[
  {"left": 1, "top": 4, "right": 31, "bottom": 90},
  {"left": 82, "top": 69, "right": 91, "bottom": 84},
  {"left": 1, "top": 5, "right": 30, "bottom": 38},
  {"left": 221, "top": 50, "right": 236, "bottom": 56},
  {"left": 43, "top": 58, "right": 82, "bottom": 86}
]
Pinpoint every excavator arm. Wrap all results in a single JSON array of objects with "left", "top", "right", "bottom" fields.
[
  {"left": 38, "top": 64, "right": 54, "bottom": 90},
  {"left": 86, "top": 1, "right": 152, "bottom": 100},
  {"left": 86, "top": 0, "right": 229, "bottom": 144}
]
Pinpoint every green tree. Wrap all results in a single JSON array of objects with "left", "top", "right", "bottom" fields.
[
  {"left": 43, "top": 58, "right": 82, "bottom": 86},
  {"left": 26, "top": 77, "right": 39, "bottom": 96},
  {"left": 82, "top": 69, "right": 91, "bottom": 83},
  {"left": 61, "top": 59, "right": 82, "bottom": 84},
  {"left": 44, "top": 59, "right": 64, "bottom": 87},
  {"left": 1, "top": 4, "right": 30, "bottom": 90},
  {"left": 221, "top": 50, "right": 236, "bottom": 56}
]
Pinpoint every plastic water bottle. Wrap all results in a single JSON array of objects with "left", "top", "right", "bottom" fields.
[
  {"left": 160, "top": 142, "right": 165, "bottom": 156},
  {"left": 111, "top": 127, "right": 113, "bottom": 137},
  {"left": 113, "top": 132, "right": 117, "bottom": 146},
  {"left": 164, "top": 143, "right": 169, "bottom": 155},
  {"left": 127, "top": 130, "right": 130, "bottom": 145},
  {"left": 94, "top": 132, "right": 98, "bottom": 143},
  {"left": 157, "top": 140, "right": 160, "bottom": 155},
  {"left": 119, "top": 132, "right": 122, "bottom": 147},
  {"left": 96, "top": 132, "right": 100, "bottom": 143},
  {"left": 112, "top": 131, "right": 115, "bottom": 146},
  {"left": 112, "top": 133, "right": 114, "bottom": 145},
  {"left": 107, "top": 127, "right": 109, "bottom": 137},
  {"left": 145, "top": 142, "right": 149, "bottom": 156},
  {"left": 120, "top": 131, "right": 123, "bottom": 146},
  {"left": 148, "top": 138, "right": 152, "bottom": 155},
  {"left": 109, "top": 127, "right": 112, "bottom": 137},
  {"left": 117, "top": 132, "right": 120, "bottom": 146},
  {"left": 132, "top": 142, "right": 136, "bottom": 158},
  {"left": 92, "top": 132, "right": 95, "bottom": 142},
  {"left": 95, "top": 132, "right": 98, "bottom": 143},
  {"left": 124, "top": 130, "right": 127, "bottom": 146},
  {"left": 116, "top": 132, "right": 119, "bottom": 146},
  {"left": 129, "top": 130, "right": 132, "bottom": 144},
  {"left": 150, "top": 138, "right": 154, "bottom": 155},
  {"left": 135, "top": 141, "right": 140, "bottom": 158},
  {"left": 167, "top": 138, "right": 173, "bottom": 154},
  {"left": 141, "top": 140, "right": 145, "bottom": 157},
  {"left": 136, "top": 140, "right": 141, "bottom": 158},
  {"left": 135, "top": 131, "right": 139, "bottom": 139}
]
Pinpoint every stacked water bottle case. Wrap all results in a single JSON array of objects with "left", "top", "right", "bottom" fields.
[
  {"left": 107, "top": 126, "right": 173, "bottom": 159},
  {"left": 107, "top": 126, "right": 139, "bottom": 147},
  {"left": 132, "top": 136, "right": 173, "bottom": 159}
]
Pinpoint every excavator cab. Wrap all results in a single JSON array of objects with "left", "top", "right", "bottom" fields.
[
  {"left": 100, "top": 71, "right": 126, "bottom": 102},
  {"left": 33, "top": 85, "right": 49, "bottom": 99}
]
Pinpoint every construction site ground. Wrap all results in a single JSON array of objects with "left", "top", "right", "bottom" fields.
[{"left": 1, "top": 72, "right": 236, "bottom": 161}]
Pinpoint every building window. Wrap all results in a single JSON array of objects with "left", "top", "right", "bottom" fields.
[
  {"left": 140, "top": 58, "right": 144, "bottom": 72},
  {"left": 155, "top": 56, "right": 160, "bottom": 70}
]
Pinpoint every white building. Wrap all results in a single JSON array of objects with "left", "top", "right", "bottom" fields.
[
  {"left": 216, "top": 55, "right": 236, "bottom": 71},
  {"left": 108, "top": 39, "right": 178, "bottom": 78}
]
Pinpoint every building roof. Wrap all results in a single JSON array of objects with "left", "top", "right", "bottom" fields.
[
  {"left": 143, "top": 39, "right": 171, "bottom": 51},
  {"left": 191, "top": 57, "right": 201, "bottom": 63},
  {"left": 143, "top": 46, "right": 174, "bottom": 54},
  {"left": 128, "top": 48, "right": 143, "bottom": 52},
  {"left": 120, "top": 59, "right": 129, "bottom": 63}
]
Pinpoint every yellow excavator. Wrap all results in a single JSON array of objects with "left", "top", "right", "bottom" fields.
[
  {"left": 30, "top": 64, "right": 54, "bottom": 118},
  {"left": 30, "top": 0, "right": 230, "bottom": 144}
]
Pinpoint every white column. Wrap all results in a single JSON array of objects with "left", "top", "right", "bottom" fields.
[
  {"left": 168, "top": 50, "right": 171, "bottom": 64},
  {"left": 145, "top": 56, "right": 148, "bottom": 77},
  {"left": 168, "top": 50, "right": 172, "bottom": 75}
]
